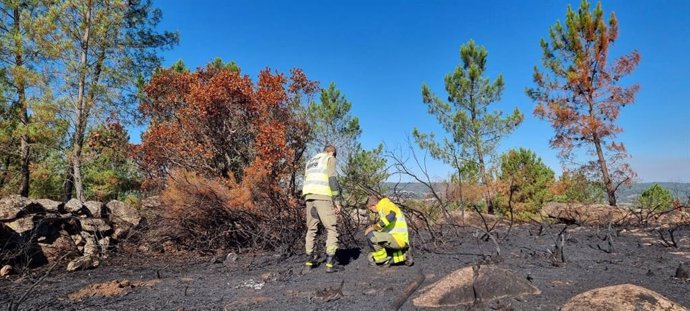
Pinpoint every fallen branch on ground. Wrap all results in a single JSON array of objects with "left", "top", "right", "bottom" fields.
[{"left": 390, "top": 269, "right": 426, "bottom": 311}]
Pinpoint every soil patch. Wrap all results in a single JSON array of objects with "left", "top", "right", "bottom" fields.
[{"left": 68, "top": 279, "right": 160, "bottom": 301}]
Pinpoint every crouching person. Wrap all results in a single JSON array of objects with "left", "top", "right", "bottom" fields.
[{"left": 365, "top": 195, "right": 413, "bottom": 266}]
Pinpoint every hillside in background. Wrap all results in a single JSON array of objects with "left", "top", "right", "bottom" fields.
[
  {"left": 384, "top": 182, "right": 690, "bottom": 204},
  {"left": 616, "top": 182, "right": 690, "bottom": 203}
]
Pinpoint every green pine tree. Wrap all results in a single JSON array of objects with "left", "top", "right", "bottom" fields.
[{"left": 414, "top": 40, "right": 523, "bottom": 214}]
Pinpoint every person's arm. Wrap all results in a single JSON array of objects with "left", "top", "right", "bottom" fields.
[
  {"left": 374, "top": 208, "right": 396, "bottom": 231},
  {"left": 327, "top": 157, "right": 343, "bottom": 212}
]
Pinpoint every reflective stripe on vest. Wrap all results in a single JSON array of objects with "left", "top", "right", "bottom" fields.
[
  {"left": 302, "top": 153, "right": 333, "bottom": 197},
  {"left": 376, "top": 198, "right": 409, "bottom": 246}
]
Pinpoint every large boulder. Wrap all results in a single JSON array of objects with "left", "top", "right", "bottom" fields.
[
  {"left": 107, "top": 200, "right": 141, "bottom": 227},
  {"left": 64, "top": 199, "right": 85, "bottom": 214},
  {"left": 0, "top": 195, "right": 31, "bottom": 220},
  {"left": 413, "top": 265, "right": 541, "bottom": 308},
  {"left": 561, "top": 284, "right": 687, "bottom": 311},
  {"left": 541, "top": 202, "right": 633, "bottom": 225},
  {"left": 66, "top": 255, "right": 99, "bottom": 272},
  {"left": 33, "top": 199, "right": 63, "bottom": 213},
  {"left": 84, "top": 201, "right": 105, "bottom": 218},
  {"left": 443, "top": 210, "right": 507, "bottom": 227},
  {"left": 5, "top": 216, "right": 34, "bottom": 234},
  {"left": 79, "top": 218, "right": 111, "bottom": 233},
  {"left": 39, "top": 232, "right": 78, "bottom": 263}
]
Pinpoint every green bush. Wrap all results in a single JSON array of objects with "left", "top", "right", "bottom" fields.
[
  {"left": 499, "top": 148, "right": 555, "bottom": 213},
  {"left": 637, "top": 183, "right": 673, "bottom": 211}
]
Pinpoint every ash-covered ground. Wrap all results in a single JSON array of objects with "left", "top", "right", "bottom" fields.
[{"left": 2, "top": 224, "right": 689, "bottom": 310}]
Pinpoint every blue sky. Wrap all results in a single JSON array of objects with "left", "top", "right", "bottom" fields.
[{"left": 145, "top": 0, "right": 690, "bottom": 182}]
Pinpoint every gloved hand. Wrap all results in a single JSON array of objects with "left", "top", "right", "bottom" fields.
[{"left": 364, "top": 225, "right": 375, "bottom": 236}]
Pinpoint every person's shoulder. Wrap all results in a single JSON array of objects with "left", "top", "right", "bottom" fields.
[{"left": 378, "top": 197, "right": 397, "bottom": 209}]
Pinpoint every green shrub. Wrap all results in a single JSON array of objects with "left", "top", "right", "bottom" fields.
[{"left": 637, "top": 183, "right": 673, "bottom": 211}]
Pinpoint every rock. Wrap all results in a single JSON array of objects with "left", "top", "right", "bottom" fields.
[
  {"left": 106, "top": 200, "right": 141, "bottom": 227},
  {"left": 83, "top": 234, "right": 99, "bottom": 257},
  {"left": 98, "top": 237, "right": 110, "bottom": 254},
  {"left": 0, "top": 195, "right": 30, "bottom": 220},
  {"left": 443, "top": 210, "right": 506, "bottom": 227},
  {"left": 413, "top": 265, "right": 541, "bottom": 308},
  {"left": 225, "top": 252, "right": 238, "bottom": 263},
  {"left": 111, "top": 226, "right": 130, "bottom": 240},
  {"left": 39, "top": 233, "right": 78, "bottom": 263},
  {"left": 79, "top": 218, "right": 111, "bottom": 233},
  {"left": 473, "top": 265, "right": 542, "bottom": 303},
  {"left": 64, "top": 199, "right": 85, "bottom": 214},
  {"left": 66, "top": 255, "right": 100, "bottom": 272},
  {"left": 5, "top": 216, "right": 35, "bottom": 234},
  {"left": 0, "top": 265, "right": 12, "bottom": 277},
  {"left": 71, "top": 234, "right": 84, "bottom": 246},
  {"left": 541, "top": 202, "right": 632, "bottom": 225},
  {"left": 561, "top": 284, "right": 687, "bottom": 311},
  {"left": 84, "top": 201, "right": 105, "bottom": 218},
  {"left": 33, "top": 199, "right": 62, "bottom": 213}
]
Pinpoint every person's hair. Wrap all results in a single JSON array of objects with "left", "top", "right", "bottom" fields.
[
  {"left": 323, "top": 144, "right": 337, "bottom": 157},
  {"left": 367, "top": 194, "right": 381, "bottom": 207}
]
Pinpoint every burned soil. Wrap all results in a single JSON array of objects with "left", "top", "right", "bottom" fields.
[{"left": 2, "top": 224, "right": 689, "bottom": 310}]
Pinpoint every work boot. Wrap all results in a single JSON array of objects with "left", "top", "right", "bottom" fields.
[
  {"left": 325, "top": 255, "right": 342, "bottom": 273},
  {"left": 368, "top": 253, "right": 391, "bottom": 267},
  {"left": 304, "top": 253, "right": 320, "bottom": 268},
  {"left": 301, "top": 254, "right": 320, "bottom": 275},
  {"left": 404, "top": 249, "right": 414, "bottom": 266}
]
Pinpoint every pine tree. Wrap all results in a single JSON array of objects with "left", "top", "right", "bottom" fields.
[
  {"left": 57, "top": 0, "right": 177, "bottom": 201},
  {"left": 415, "top": 40, "right": 523, "bottom": 214},
  {"left": 527, "top": 0, "right": 640, "bottom": 206},
  {"left": 0, "top": 0, "right": 63, "bottom": 196}
]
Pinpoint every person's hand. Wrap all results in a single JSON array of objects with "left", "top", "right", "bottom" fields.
[
  {"left": 364, "top": 225, "right": 375, "bottom": 236},
  {"left": 334, "top": 202, "right": 342, "bottom": 215}
]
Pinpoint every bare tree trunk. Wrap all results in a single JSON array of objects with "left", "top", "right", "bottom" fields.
[
  {"left": 13, "top": 7, "right": 30, "bottom": 197},
  {"left": 593, "top": 133, "right": 616, "bottom": 206},
  {"left": 476, "top": 144, "right": 494, "bottom": 214},
  {"left": 72, "top": 0, "right": 93, "bottom": 202},
  {"left": 453, "top": 155, "right": 465, "bottom": 207},
  {"left": 62, "top": 164, "right": 74, "bottom": 202}
]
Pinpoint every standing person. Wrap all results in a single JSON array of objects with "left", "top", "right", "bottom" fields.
[
  {"left": 365, "top": 195, "right": 413, "bottom": 266},
  {"left": 303, "top": 145, "right": 343, "bottom": 273}
]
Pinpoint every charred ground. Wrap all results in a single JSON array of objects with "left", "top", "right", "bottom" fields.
[{"left": 2, "top": 224, "right": 689, "bottom": 310}]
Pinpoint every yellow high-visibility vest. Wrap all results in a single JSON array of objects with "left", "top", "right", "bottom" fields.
[
  {"left": 302, "top": 152, "right": 335, "bottom": 197},
  {"left": 376, "top": 198, "right": 409, "bottom": 246}
]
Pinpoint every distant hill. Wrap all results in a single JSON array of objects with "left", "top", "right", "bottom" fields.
[
  {"left": 616, "top": 182, "right": 690, "bottom": 203},
  {"left": 383, "top": 182, "right": 690, "bottom": 204}
]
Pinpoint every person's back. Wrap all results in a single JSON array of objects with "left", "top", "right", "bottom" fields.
[{"left": 302, "top": 145, "right": 342, "bottom": 273}]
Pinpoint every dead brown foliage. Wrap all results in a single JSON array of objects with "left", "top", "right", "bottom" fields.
[{"left": 152, "top": 169, "right": 305, "bottom": 254}]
